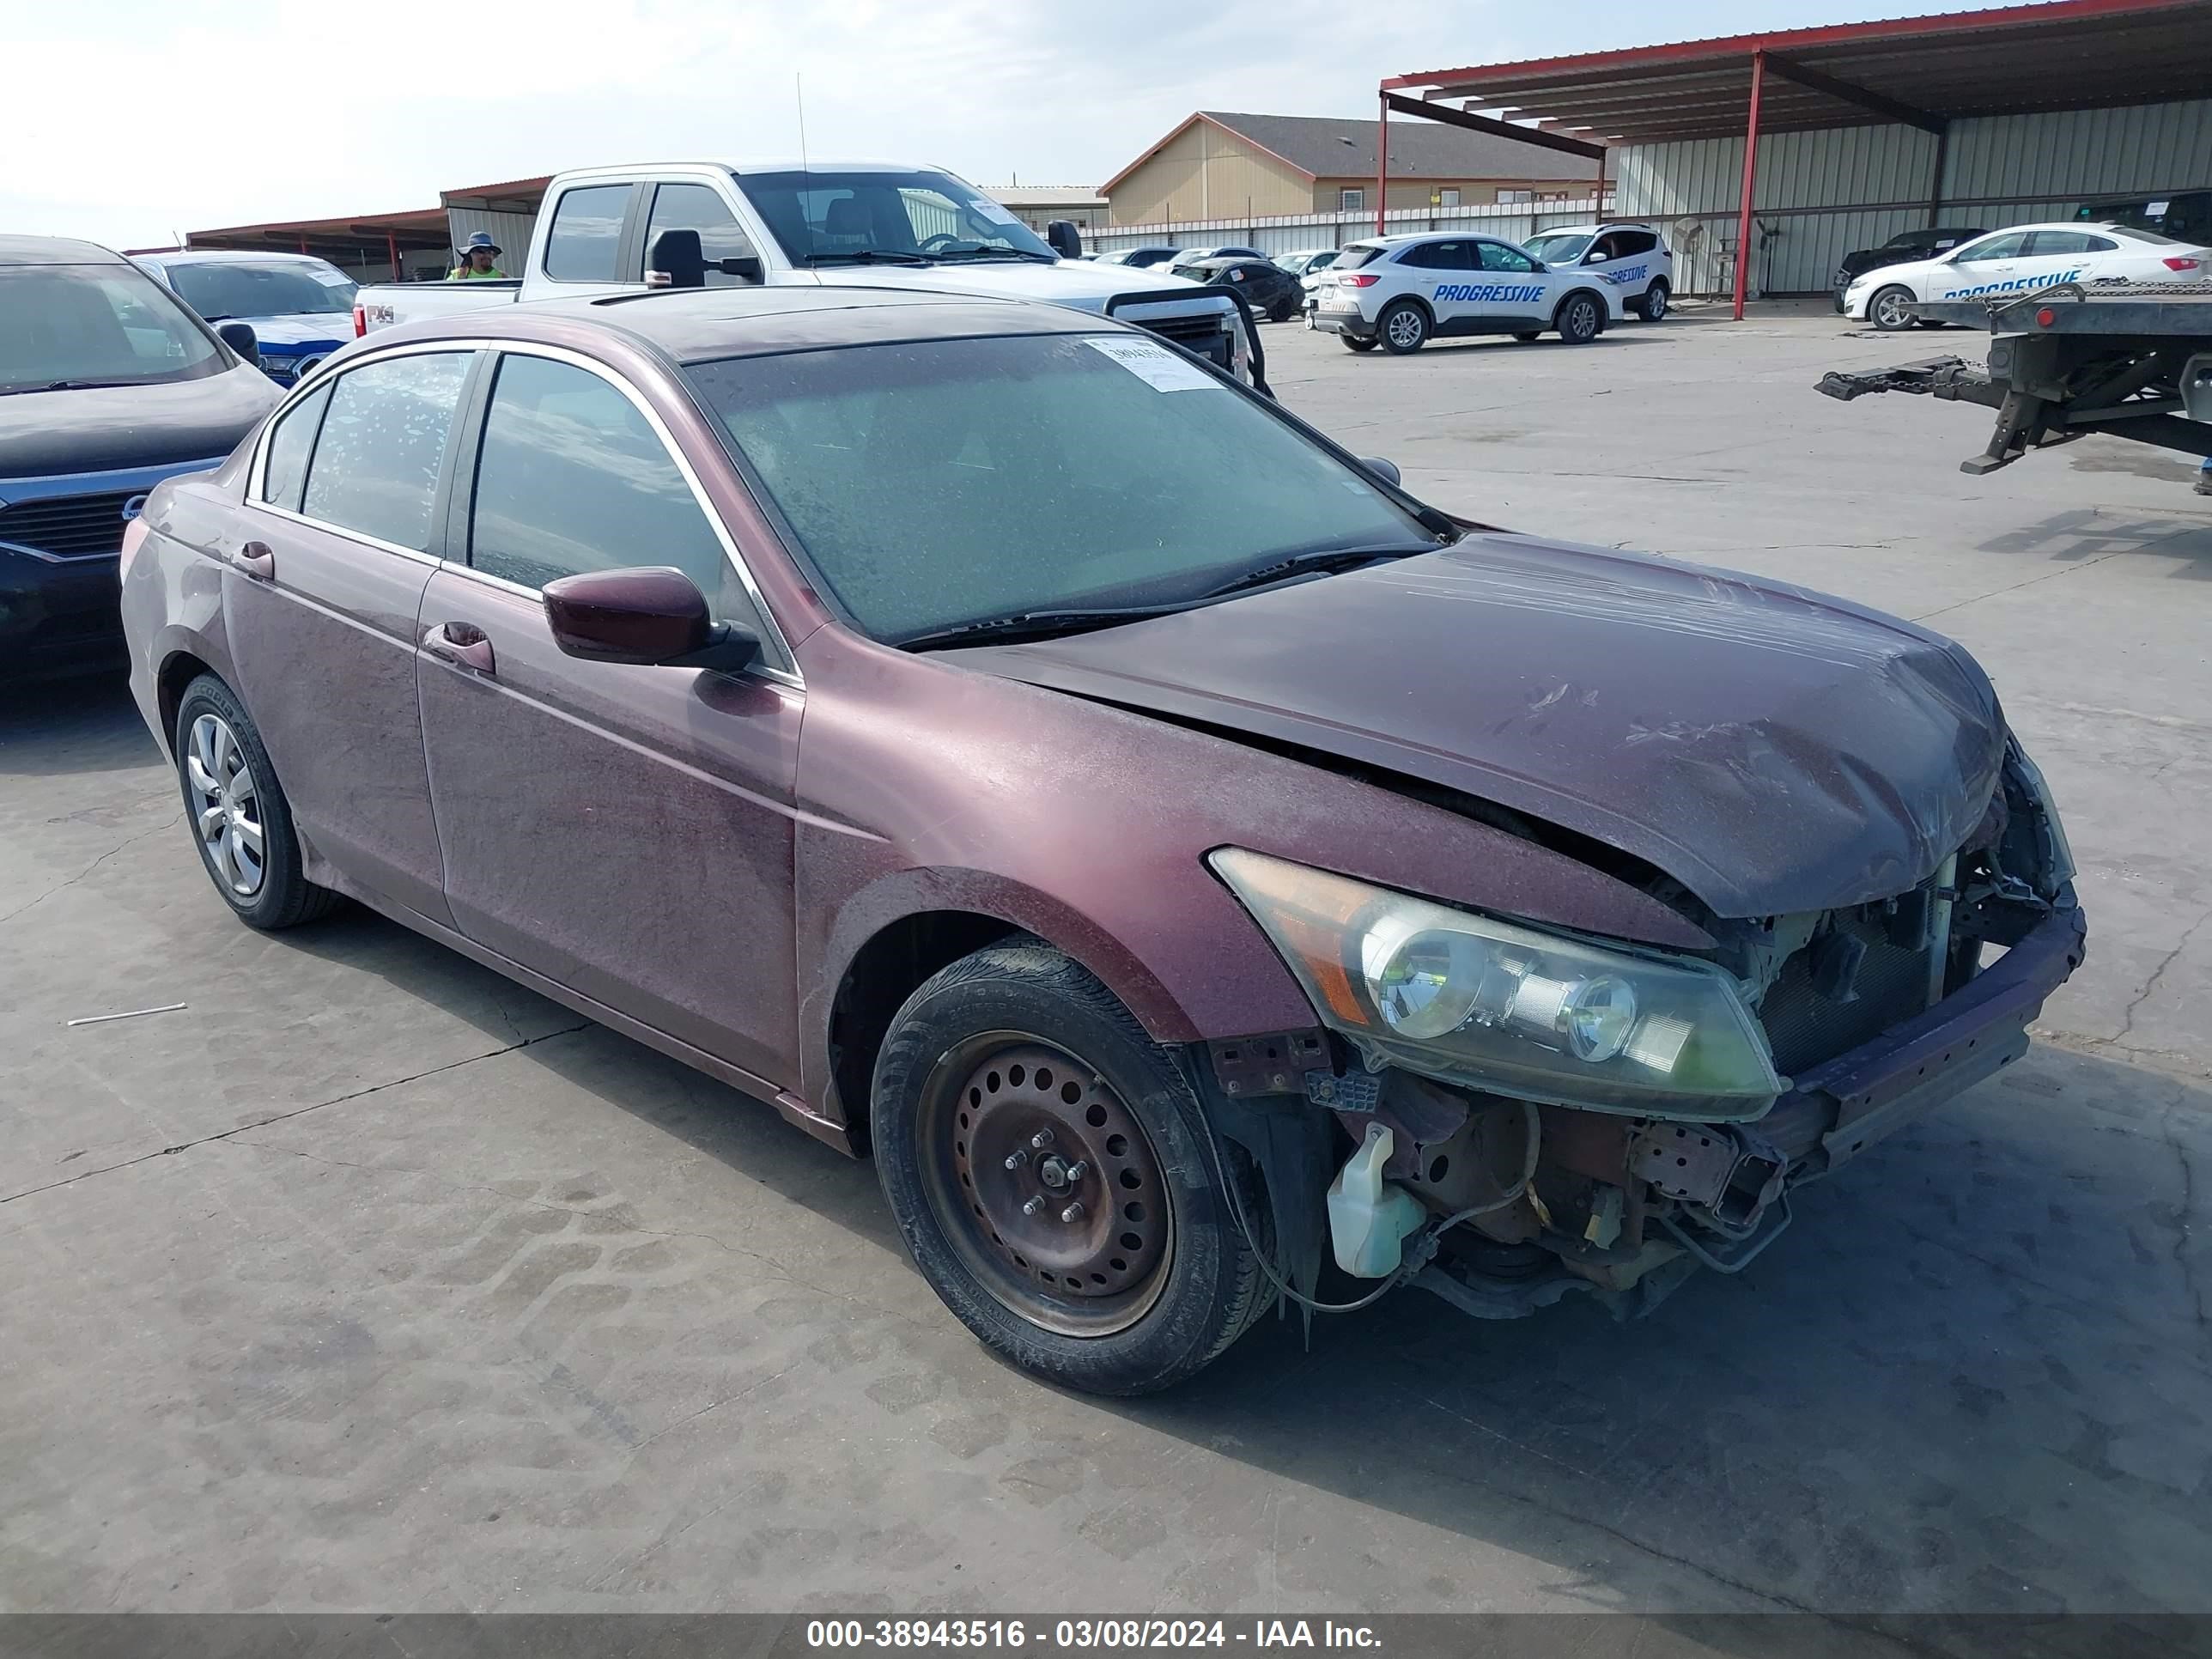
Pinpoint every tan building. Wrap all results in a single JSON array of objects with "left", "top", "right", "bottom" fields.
[
  {"left": 1102, "top": 110, "right": 1602, "bottom": 227},
  {"left": 984, "top": 185, "right": 1110, "bottom": 232}
]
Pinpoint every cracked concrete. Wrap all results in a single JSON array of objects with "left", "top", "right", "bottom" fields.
[{"left": 3, "top": 315, "right": 2211, "bottom": 1619}]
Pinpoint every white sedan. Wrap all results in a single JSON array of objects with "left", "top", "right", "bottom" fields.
[{"left": 1844, "top": 222, "right": 2209, "bottom": 330}]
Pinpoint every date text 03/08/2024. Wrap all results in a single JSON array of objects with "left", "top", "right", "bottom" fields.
[{"left": 805, "top": 1619, "right": 1382, "bottom": 1649}]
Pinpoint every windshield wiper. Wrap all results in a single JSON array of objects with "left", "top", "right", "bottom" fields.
[
  {"left": 801, "top": 249, "right": 932, "bottom": 267},
  {"left": 897, "top": 605, "right": 1188, "bottom": 651},
  {"left": 1, "top": 380, "right": 141, "bottom": 395},
  {"left": 1198, "top": 544, "right": 1439, "bottom": 600},
  {"left": 938, "top": 246, "right": 1060, "bottom": 264}
]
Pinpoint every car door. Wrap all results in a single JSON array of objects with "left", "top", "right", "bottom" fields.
[
  {"left": 413, "top": 345, "right": 804, "bottom": 1089},
  {"left": 1936, "top": 231, "right": 2029, "bottom": 297},
  {"left": 1585, "top": 229, "right": 1658, "bottom": 301},
  {"left": 532, "top": 179, "right": 647, "bottom": 301},
  {"left": 1473, "top": 239, "right": 1552, "bottom": 332},
  {"left": 1394, "top": 240, "right": 1466, "bottom": 325},
  {"left": 222, "top": 347, "right": 476, "bottom": 924},
  {"left": 636, "top": 179, "right": 764, "bottom": 284},
  {"left": 2017, "top": 229, "right": 2109, "bottom": 287}
]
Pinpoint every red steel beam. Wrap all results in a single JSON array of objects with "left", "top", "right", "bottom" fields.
[
  {"left": 1376, "top": 91, "right": 1389, "bottom": 235},
  {"left": 1734, "top": 49, "right": 1765, "bottom": 321}
]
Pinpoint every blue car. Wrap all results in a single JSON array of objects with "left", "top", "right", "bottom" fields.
[
  {"left": 3, "top": 236, "right": 279, "bottom": 676},
  {"left": 133, "top": 251, "right": 358, "bottom": 386}
]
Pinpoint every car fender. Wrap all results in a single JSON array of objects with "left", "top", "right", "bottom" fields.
[{"left": 1555, "top": 284, "right": 1617, "bottom": 325}]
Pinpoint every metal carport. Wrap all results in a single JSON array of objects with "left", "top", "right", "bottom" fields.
[{"left": 1379, "top": 0, "right": 2212, "bottom": 316}]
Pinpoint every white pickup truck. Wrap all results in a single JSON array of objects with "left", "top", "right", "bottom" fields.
[{"left": 353, "top": 160, "right": 1266, "bottom": 388}]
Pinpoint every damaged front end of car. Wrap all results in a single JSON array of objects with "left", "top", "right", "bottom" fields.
[{"left": 1194, "top": 738, "right": 2086, "bottom": 1324}]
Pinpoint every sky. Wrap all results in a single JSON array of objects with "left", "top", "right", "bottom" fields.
[{"left": 4, "top": 0, "right": 1990, "bottom": 250}]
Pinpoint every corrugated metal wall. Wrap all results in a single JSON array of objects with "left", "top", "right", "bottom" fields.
[
  {"left": 1086, "top": 196, "right": 1611, "bottom": 258},
  {"left": 1615, "top": 96, "right": 2212, "bottom": 296}
]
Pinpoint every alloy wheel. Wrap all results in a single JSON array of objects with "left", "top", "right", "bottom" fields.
[
  {"left": 920, "top": 1036, "right": 1174, "bottom": 1337},
  {"left": 187, "top": 713, "right": 265, "bottom": 896},
  {"left": 1387, "top": 308, "right": 1425, "bottom": 349}
]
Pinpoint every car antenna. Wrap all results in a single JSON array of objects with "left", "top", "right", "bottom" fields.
[{"left": 796, "top": 71, "right": 817, "bottom": 267}]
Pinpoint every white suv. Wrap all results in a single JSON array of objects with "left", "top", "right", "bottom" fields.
[
  {"left": 1523, "top": 223, "right": 1674, "bottom": 319},
  {"left": 1309, "top": 233, "right": 1623, "bottom": 354}
]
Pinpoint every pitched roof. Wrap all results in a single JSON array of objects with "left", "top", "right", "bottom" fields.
[{"left": 1103, "top": 111, "right": 1600, "bottom": 195}]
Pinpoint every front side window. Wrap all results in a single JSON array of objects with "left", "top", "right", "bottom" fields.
[
  {"left": 543, "top": 185, "right": 631, "bottom": 282},
  {"left": 167, "top": 260, "right": 355, "bottom": 319},
  {"left": 687, "top": 333, "right": 1436, "bottom": 644},
  {"left": 1478, "top": 241, "right": 1540, "bottom": 273},
  {"left": 301, "top": 352, "right": 471, "bottom": 550},
  {"left": 643, "top": 182, "right": 757, "bottom": 285},
  {"left": 260, "top": 382, "right": 333, "bottom": 514},
  {"left": 1954, "top": 233, "right": 2028, "bottom": 263},
  {"left": 0, "top": 262, "right": 223, "bottom": 394},
  {"left": 741, "top": 168, "right": 1054, "bottom": 266},
  {"left": 468, "top": 354, "right": 732, "bottom": 607}
]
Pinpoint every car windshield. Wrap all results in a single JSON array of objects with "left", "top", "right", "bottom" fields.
[
  {"left": 1524, "top": 232, "right": 1593, "bottom": 264},
  {"left": 742, "top": 168, "right": 1057, "bottom": 264},
  {"left": 687, "top": 331, "right": 1437, "bottom": 642},
  {"left": 0, "top": 262, "right": 225, "bottom": 395},
  {"left": 167, "top": 260, "right": 356, "bottom": 319}
]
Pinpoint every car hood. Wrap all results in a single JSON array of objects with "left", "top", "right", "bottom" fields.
[
  {"left": 0, "top": 363, "right": 279, "bottom": 478},
  {"left": 806, "top": 259, "right": 1227, "bottom": 316},
  {"left": 230, "top": 313, "right": 352, "bottom": 350},
  {"left": 941, "top": 535, "right": 2007, "bottom": 920}
]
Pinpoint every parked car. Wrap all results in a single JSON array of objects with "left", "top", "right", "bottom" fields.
[
  {"left": 2, "top": 235, "right": 279, "bottom": 678},
  {"left": 1094, "top": 246, "right": 1182, "bottom": 268},
  {"left": 1831, "top": 227, "right": 1990, "bottom": 311},
  {"left": 119, "top": 286, "right": 2083, "bottom": 1395},
  {"left": 1278, "top": 249, "right": 1340, "bottom": 279},
  {"left": 1843, "top": 222, "right": 2210, "bottom": 330},
  {"left": 1522, "top": 223, "right": 1675, "bottom": 319},
  {"left": 1165, "top": 246, "right": 1265, "bottom": 278},
  {"left": 1310, "top": 232, "right": 1622, "bottom": 353},
  {"left": 1182, "top": 255, "right": 1304, "bottom": 323},
  {"left": 2075, "top": 191, "right": 2211, "bottom": 246},
  {"left": 135, "top": 251, "right": 357, "bottom": 385},
  {"left": 351, "top": 162, "right": 1261, "bottom": 389}
]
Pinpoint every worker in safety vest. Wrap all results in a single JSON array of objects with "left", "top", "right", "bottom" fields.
[{"left": 447, "top": 233, "right": 507, "bottom": 280}]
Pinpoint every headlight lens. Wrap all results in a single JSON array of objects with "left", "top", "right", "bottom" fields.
[{"left": 1212, "top": 848, "right": 1784, "bottom": 1117}]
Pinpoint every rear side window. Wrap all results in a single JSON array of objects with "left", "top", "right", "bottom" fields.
[
  {"left": 259, "top": 382, "right": 332, "bottom": 514},
  {"left": 1397, "top": 242, "right": 1473, "bottom": 270},
  {"left": 2025, "top": 231, "right": 2101, "bottom": 256},
  {"left": 543, "top": 185, "right": 631, "bottom": 282},
  {"left": 1613, "top": 230, "right": 1659, "bottom": 257},
  {"left": 467, "top": 353, "right": 735, "bottom": 607},
  {"left": 643, "top": 182, "right": 757, "bottom": 285},
  {"left": 301, "top": 352, "right": 471, "bottom": 551}
]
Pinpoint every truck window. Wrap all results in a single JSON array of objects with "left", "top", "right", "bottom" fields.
[
  {"left": 738, "top": 168, "right": 1056, "bottom": 264},
  {"left": 0, "top": 262, "right": 223, "bottom": 394},
  {"left": 543, "top": 185, "right": 632, "bottom": 283},
  {"left": 643, "top": 183, "right": 757, "bottom": 286}
]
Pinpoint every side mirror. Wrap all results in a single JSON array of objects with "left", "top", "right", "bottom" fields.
[
  {"left": 217, "top": 321, "right": 259, "bottom": 360},
  {"left": 1044, "top": 220, "right": 1085, "bottom": 260},
  {"left": 720, "top": 253, "right": 763, "bottom": 283},
  {"left": 543, "top": 567, "right": 759, "bottom": 672},
  {"left": 1357, "top": 456, "right": 1401, "bottom": 487}
]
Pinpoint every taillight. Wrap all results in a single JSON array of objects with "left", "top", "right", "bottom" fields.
[
  {"left": 352, "top": 304, "right": 367, "bottom": 337},
  {"left": 2161, "top": 256, "right": 2202, "bottom": 271},
  {"left": 1340, "top": 272, "right": 1379, "bottom": 288}
]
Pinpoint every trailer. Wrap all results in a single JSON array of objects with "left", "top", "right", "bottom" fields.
[{"left": 1816, "top": 283, "right": 2212, "bottom": 476}]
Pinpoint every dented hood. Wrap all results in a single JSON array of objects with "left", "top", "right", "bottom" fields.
[{"left": 945, "top": 534, "right": 2007, "bottom": 919}]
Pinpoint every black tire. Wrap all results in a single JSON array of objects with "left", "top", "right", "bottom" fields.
[
  {"left": 1634, "top": 280, "right": 1670, "bottom": 321},
  {"left": 1553, "top": 291, "right": 1604, "bottom": 343},
  {"left": 1912, "top": 318, "right": 1948, "bottom": 329},
  {"left": 173, "top": 674, "right": 339, "bottom": 931},
  {"left": 1512, "top": 331, "right": 1541, "bottom": 343},
  {"left": 1340, "top": 336, "right": 1377, "bottom": 353},
  {"left": 1267, "top": 297, "right": 1295, "bottom": 324},
  {"left": 1376, "top": 299, "right": 1430, "bottom": 355},
  {"left": 872, "top": 942, "right": 1268, "bottom": 1395},
  {"left": 1868, "top": 283, "right": 1917, "bottom": 331}
]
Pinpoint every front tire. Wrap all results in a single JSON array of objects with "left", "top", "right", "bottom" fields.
[
  {"left": 173, "top": 674, "right": 338, "bottom": 930},
  {"left": 872, "top": 943, "right": 1268, "bottom": 1395},
  {"left": 1869, "top": 284, "right": 1917, "bottom": 331},
  {"left": 1554, "top": 291, "right": 1603, "bottom": 343},
  {"left": 1377, "top": 300, "right": 1430, "bottom": 354}
]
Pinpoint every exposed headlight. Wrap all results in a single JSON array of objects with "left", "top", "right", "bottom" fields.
[
  {"left": 2007, "top": 739, "right": 2077, "bottom": 890},
  {"left": 1210, "top": 849, "right": 1783, "bottom": 1118}
]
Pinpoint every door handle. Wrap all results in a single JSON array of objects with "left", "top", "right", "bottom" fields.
[
  {"left": 422, "top": 621, "right": 495, "bottom": 675},
  {"left": 234, "top": 540, "right": 275, "bottom": 580}
]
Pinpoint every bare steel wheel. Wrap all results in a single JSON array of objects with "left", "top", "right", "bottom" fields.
[
  {"left": 872, "top": 941, "right": 1269, "bottom": 1394},
  {"left": 925, "top": 1037, "right": 1173, "bottom": 1336}
]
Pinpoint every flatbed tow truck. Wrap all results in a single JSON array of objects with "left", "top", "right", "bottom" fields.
[{"left": 1817, "top": 283, "right": 2212, "bottom": 475}]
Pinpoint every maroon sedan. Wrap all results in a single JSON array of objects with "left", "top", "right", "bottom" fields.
[{"left": 119, "top": 288, "right": 2085, "bottom": 1395}]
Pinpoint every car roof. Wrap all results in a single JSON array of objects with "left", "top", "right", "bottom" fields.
[
  {"left": 141, "top": 249, "right": 340, "bottom": 268},
  {"left": 374, "top": 283, "right": 1114, "bottom": 365},
  {"left": 0, "top": 234, "right": 129, "bottom": 268}
]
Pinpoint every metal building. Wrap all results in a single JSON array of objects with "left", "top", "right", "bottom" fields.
[{"left": 1379, "top": 0, "right": 2212, "bottom": 313}]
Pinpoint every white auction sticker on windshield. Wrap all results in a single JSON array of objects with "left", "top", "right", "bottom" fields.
[
  {"left": 1082, "top": 335, "right": 1222, "bottom": 392},
  {"left": 973, "top": 198, "right": 1020, "bottom": 225},
  {"left": 311, "top": 269, "right": 352, "bottom": 285}
]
